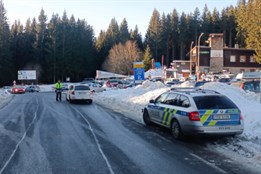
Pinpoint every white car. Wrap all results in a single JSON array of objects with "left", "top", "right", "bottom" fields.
[
  {"left": 66, "top": 84, "right": 93, "bottom": 104},
  {"left": 87, "top": 83, "right": 105, "bottom": 92}
]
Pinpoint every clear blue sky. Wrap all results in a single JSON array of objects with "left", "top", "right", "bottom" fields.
[{"left": 4, "top": 0, "right": 238, "bottom": 37}]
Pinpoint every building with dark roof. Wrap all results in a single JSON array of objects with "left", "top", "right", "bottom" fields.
[{"left": 187, "top": 33, "right": 261, "bottom": 74}]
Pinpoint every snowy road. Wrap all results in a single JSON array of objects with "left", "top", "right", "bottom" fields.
[{"left": 0, "top": 92, "right": 259, "bottom": 174}]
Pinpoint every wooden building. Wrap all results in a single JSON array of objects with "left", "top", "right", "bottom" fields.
[{"left": 188, "top": 33, "right": 261, "bottom": 74}]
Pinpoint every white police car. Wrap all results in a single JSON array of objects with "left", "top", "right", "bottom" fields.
[{"left": 142, "top": 88, "right": 244, "bottom": 139}]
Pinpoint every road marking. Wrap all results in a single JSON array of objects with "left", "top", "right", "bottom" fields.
[
  {"left": 190, "top": 153, "right": 227, "bottom": 174},
  {"left": 76, "top": 110, "right": 115, "bottom": 174},
  {"left": 0, "top": 97, "right": 39, "bottom": 174}
]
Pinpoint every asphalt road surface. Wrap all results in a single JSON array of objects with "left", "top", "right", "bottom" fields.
[{"left": 0, "top": 92, "right": 259, "bottom": 174}]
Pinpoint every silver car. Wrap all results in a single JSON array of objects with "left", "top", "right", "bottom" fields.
[{"left": 142, "top": 88, "right": 244, "bottom": 139}]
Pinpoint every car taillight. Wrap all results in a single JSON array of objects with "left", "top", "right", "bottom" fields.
[
  {"left": 240, "top": 112, "right": 244, "bottom": 120},
  {"left": 240, "top": 83, "right": 244, "bottom": 89},
  {"left": 189, "top": 111, "right": 200, "bottom": 121},
  {"left": 71, "top": 91, "right": 75, "bottom": 95}
]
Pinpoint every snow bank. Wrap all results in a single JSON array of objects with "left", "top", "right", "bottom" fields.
[
  {"left": 93, "top": 81, "right": 168, "bottom": 123},
  {"left": 0, "top": 89, "right": 13, "bottom": 109},
  {"left": 39, "top": 84, "right": 54, "bottom": 92},
  {"left": 145, "top": 69, "right": 163, "bottom": 78}
]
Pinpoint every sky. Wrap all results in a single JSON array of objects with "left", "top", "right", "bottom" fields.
[{"left": 3, "top": 0, "right": 238, "bottom": 37}]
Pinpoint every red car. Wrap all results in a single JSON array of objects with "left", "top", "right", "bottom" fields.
[{"left": 12, "top": 85, "right": 26, "bottom": 94}]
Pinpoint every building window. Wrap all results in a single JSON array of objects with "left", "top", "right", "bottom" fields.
[
  {"left": 230, "top": 55, "right": 236, "bottom": 62},
  {"left": 250, "top": 56, "right": 255, "bottom": 63},
  {"left": 240, "top": 69, "right": 245, "bottom": 73},
  {"left": 250, "top": 69, "right": 256, "bottom": 72},
  {"left": 240, "top": 55, "right": 246, "bottom": 62}
]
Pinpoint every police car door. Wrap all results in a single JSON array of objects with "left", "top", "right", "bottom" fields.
[
  {"left": 159, "top": 93, "right": 179, "bottom": 126},
  {"left": 149, "top": 93, "right": 169, "bottom": 123}
]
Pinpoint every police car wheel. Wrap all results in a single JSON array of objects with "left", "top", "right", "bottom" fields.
[
  {"left": 143, "top": 110, "right": 151, "bottom": 126},
  {"left": 171, "top": 120, "right": 183, "bottom": 140}
]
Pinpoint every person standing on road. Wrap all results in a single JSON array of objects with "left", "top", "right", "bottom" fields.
[{"left": 55, "top": 80, "right": 63, "bottom": 101}]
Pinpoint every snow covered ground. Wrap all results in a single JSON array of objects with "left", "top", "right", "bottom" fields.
[
  {"left": 1, "top": 78, "right": 261, "bottom": 169},
  {"left": 92, "top": 80, "right": 261, "bottom": 169},
  {"left": 0, "top": 89, "right": 13, "bottom": 109}
]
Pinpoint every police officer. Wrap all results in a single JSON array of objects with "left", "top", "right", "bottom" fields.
[{"left": 55, "top": 80, "right": 63, "bottom": 101}]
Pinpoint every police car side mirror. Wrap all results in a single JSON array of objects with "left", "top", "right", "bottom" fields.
[{"left": 149, "top": 99, "right": 155, "bottom": 103}]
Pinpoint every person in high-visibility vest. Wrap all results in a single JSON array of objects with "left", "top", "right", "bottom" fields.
[{"left": 55, "top": 80, "right": 63, "bottom": 101}]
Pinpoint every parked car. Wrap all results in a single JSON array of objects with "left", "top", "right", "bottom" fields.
[
  {"left": 105, "top": 79, "right": 121, "bottom": 88},
  {"left": 87, "top": 83, "right": 104, "bottom": 92},
  {"left": 218, "top": 78, "right": 231, "bottom": 84},
  {"left": 82, "top": 78, "right": 95, "bottom": 84},
  {"left": 12, "top": 85, "right": 26, "bottom": 94},
  {"left": 142, "top": 88, "right": 243, "bottom": 139},
  {"left": 179, "top": 80, "right": 209, "bottom": 88},
  {"left": 25, "top": 85, "right": 40, "bottom": 93},
  {"left": 230, "top": 80, "right": 260, "bottom": 93},
  {"left": 150, "top": 77, "right": 164, "bottom": 83},
  {"left": 66, "top": 84, "right": 92, "bottom": 103},
  {"left": 165, "top": 79, "right": 182, "bottom": 87}
]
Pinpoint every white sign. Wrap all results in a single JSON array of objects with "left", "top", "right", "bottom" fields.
[
  {"left": 211, "top": 50, "right": 223, "bottom": 58},
  {"left": 18, "top": 70, "right": 36, "bottom": 80}
]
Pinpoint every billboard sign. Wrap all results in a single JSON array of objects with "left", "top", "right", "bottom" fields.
[
  {"left": 133, "top": 62, "right": 145, "bottom": 81},
  {"left": 18, "top": 70, "right": 36, "bottom": 80}
]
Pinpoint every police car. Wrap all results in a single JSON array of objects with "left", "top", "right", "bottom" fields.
[{"left": 142, "top": 88, "right": 244, "bottom": 139}]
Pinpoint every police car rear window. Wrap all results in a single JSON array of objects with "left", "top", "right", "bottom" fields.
[
  {"left": 75, "top": 86, "right": 90, "bottom": 90},
  {"left": 193, "top": 96, "right": 237, "bottom": 110}
]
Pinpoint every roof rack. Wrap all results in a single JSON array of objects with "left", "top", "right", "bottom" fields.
[{"left": 170, "top": 87, "right": 220, "bottom": 94}]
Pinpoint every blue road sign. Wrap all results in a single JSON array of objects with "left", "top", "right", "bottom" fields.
[{"left": 134, "top": 68, "right": 145, "bottom": 81}]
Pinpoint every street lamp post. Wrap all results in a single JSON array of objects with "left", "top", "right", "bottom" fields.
[
  {"left": 190, "top": 41, "right": 194, "bottom": 76},
  {"left": 197, "top": 33, "right": 204, "bottom": 81}
]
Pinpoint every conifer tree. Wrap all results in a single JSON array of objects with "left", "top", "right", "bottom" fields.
[
  {"left": 0, "top": 0, "right": 14, "bottom": 85},
  {"left": 143, "top": 45, "right": 152, "bottom": 71},
  {"left": 130, "top": 25, "right": 143, "bottom": 50},
  {"left": 119, "top": 18, "right": 130, "bottom": 44},
  {"left": 145, "top": 9, "right": 161, "bottom": 61}
]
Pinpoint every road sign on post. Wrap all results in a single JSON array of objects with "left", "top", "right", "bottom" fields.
[{"left": 133, "top": 62, "right": 145, "bottom": 84}]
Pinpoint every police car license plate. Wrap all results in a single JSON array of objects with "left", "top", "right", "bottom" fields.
[
  {"left": 213, "top": 114, "right": 230, "bottom": 120},
  {"left": 218, "top": 126, "right": 230, "bottom": 130}
]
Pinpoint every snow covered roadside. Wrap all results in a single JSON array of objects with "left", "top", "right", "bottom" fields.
[
  {"left": 93, "top": 81, "right": 261, "bottom": 169},
  {"left": 0, "top": 89, "right": 13, "bottom": 109},
  {"left": 39, "top": 84, "right": 55, "bottom": 92},
  {"left": 93, "top": 81, "right": 169, "bottom": 123}
]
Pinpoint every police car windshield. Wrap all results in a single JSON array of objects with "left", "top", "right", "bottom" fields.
[
  {"left": 193, "top": 96, "right": 238, "bottom": 110},
  {"left": 75, "top": 86, "right": 90, "bottom": 90}
]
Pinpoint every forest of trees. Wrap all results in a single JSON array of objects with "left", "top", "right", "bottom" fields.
[{"left": 0, "top": 0, "right": 260, "bottom": 86}]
